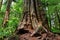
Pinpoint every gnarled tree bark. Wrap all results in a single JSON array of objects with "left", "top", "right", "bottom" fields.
[{"left": 17, "top": 0, "right": 49, "bottom": 36}]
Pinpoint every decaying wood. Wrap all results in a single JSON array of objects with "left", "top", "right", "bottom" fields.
[{"left": 3, "top": 0, "right": 12, "bottom": 27}]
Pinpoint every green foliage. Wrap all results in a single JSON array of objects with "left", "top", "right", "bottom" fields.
[
  {"left": 41, "top": 0, "right": 60, "bottom": 5},
  {"left": 0, "top": 0, "right": 23, "bottom": 38},
  {"left": 0, "top": 0, "right": 60, "bottom": 39},
  {"left": 43, "top": 0, "right": 60, "bottom": 33}
]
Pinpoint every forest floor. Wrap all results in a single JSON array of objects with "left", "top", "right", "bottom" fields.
[{"left": 17, "top": 28, "right": 60, "bottom": 40}]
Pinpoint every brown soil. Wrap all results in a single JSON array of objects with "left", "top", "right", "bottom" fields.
[{"left": 17, "top": 28, "right": 60, "bottom": 40}]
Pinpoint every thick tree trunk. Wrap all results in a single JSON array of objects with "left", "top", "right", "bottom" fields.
[
  {"left": 17, "top": 0, "right": 31, "bottom": 30},
  {"left": 17, "top": 0, "right": 38, "bottom": 30},
  {"left": 17, "top": 0, "right": 49, "bottom": 36},
  {"left": 3, "top": 0, "right": 12, "bottom": 27},
  {"left": 17, "top": 0, "right": 41, "bottom": 29}
]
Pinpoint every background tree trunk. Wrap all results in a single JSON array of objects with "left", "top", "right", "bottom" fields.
[
  {"left": 3, "top": 0, "right": 12, "bottom": 27},
  {"left": 0, "top": 0, "right": 3, "bottom": 11}
]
